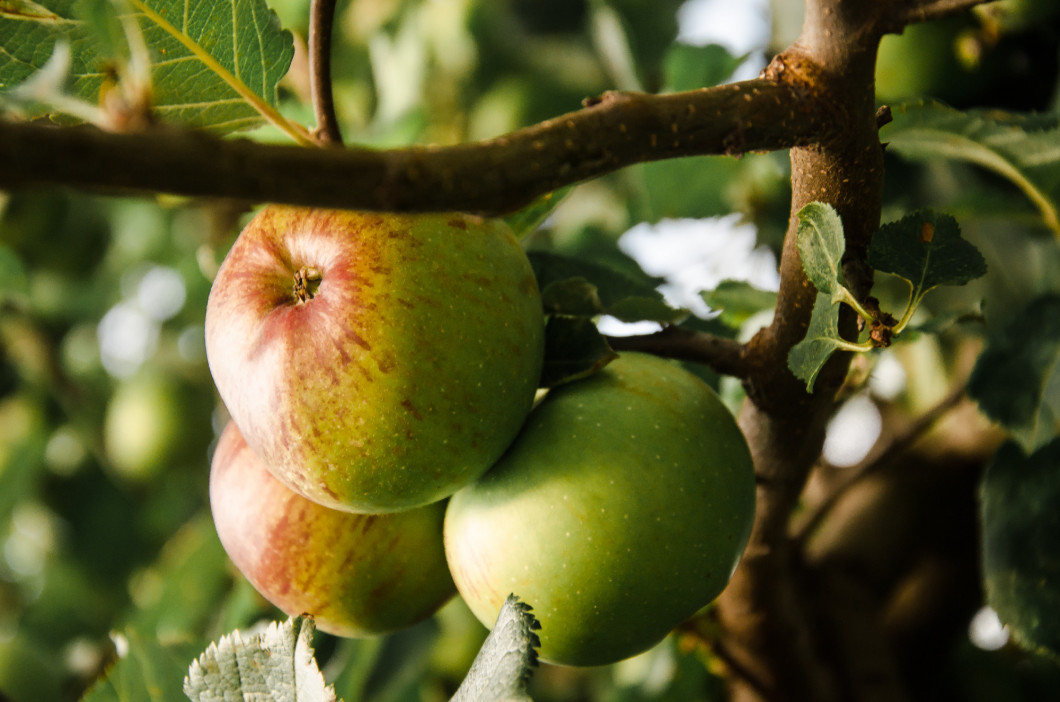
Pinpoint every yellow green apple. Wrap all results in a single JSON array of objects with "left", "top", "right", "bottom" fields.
[{"left": 204, "top": 206, "right": 544, "bottom": 513}]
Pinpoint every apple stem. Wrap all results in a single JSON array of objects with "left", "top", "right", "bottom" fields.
[{"left": 293, "top": 267, "right": 322, "bottom": 303}]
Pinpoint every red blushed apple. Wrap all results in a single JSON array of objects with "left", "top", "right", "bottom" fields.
[
  {"left": 204, "top": 206, "right": 544, "bottom": 513},
  {"left": 210, "top": 421, "right": 455, "bottom": 637}
]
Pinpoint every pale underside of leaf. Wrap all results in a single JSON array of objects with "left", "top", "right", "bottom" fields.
[
  {"left": 450, "top": 595, "right": 541, "bottom": 702},
  {"left": 184, "top": 616, "right": 339, "bottom": 702},
  {"left": 787, "top": 292, "right": 854, "bottom": 393},
  {"left": 796, "top": 202, "right": 846, "bottom": 300}
]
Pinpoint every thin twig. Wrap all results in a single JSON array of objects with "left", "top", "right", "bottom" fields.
[
  {"left": 308, "top": 0, "right": 343, "bottom": 145},
  {"left": 0, "top": 78, "right": 830, "bottom": 215},
  {"left": 898, "top": 0, "right": 992, "bottom": 26},
  {"left": 793, "top": 382, "right": 969, "bottom": 543},
  {"left": 606, "top": 327, "right": 748, "bottom": 378},
  {"left": 710, "top": 638, "right": 775, "bottom": 702}
]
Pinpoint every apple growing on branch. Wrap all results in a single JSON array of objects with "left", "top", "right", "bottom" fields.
[
  {"left": 209, "top": 421, "right": 455, "bottom": 637},
  {"left": 204, "top": 206, "right": 545, "bottom": 513},
  {"left": 444, "top": 352, "right": 756, "bottom": 666}
]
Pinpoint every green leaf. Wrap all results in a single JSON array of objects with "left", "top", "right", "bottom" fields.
[
  {"left": 529, "top": 250, "right": 686, "bottom": 324},
  {"left": 540, "top": 316, "right": 618, "bottom": 388},
  {"left": 184, "top": 616, "right": 340, "bottom": 702},
  {"left": 787, "top": 292, "right": 848, "bottom": 393},
  {"left": 981, "top": 439, "right": 1060, "bottom": 659},
  {"left": 701, "top": 279, "right": 778, "bottom": 328},
  {"left": 503, "top": 187, "right": 572, "bottom": 240},
  {"left": 122, "top": 511, "right": 232, "bottom": 641},
  {"left": 969, "top": 294, "right": 1060, "bottom": 454},
  {"left": 868, "top": 210, "right": 988, "bottom": 304},
  {"left": 0, "top": 243, "right": 28, "bottom": 304},
  {"left": 635, "top": 156, "right": 742, "bottom": 222},
  {"left": 450, "top": 595, "right": 540, "bottom": 702},
  {"left": 884, "top": 100, "right": 1060, "bottom": 235},
  {"left": 663, "top": 43, "right": 745, "bottom": 92},
  {"left": 81, "top": 629, "right": 203, "bottom": 702},
  {"left": 0, "top": 0, "right": 296, "bottom": 135},
  {"left": 795, "top": 202, "right": 846, "bottom": 301},
  {"left": 0, "top": 0, "right": 59, "bottom": 20}
]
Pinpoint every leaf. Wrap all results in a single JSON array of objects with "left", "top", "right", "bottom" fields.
[
  {"left": 81, "top": 629, "right": 203, "bottom": 702},
  {"left": 663, "top": 43, "right": 745, "bottom": 92},
  {"left": 122, "top": 511, "right": 232, "bottom": 641},
  {"left": 969, "top": 294, "right": 1060, "bottom": 454},
  {"left": 980, "top": 439, "right": 1060, "bottom": 659},
  {"left": 884, "top": 100, "right": 1060, "bottom": 235},
  {"left": 184, "top": 616, "right": 340, "bottom": 702},
  {"left": 0, "top": 243, "right": 28, "bottom": 304},
  {"left": 450, "top": 595, "right": 541, "bottom": 702},
  {"left": 787, "top": 292, "right": 846, "bottom": 393},
  {"left": 540, "top": 316, "right": 618, "bottom": 388},
  {"left": 0, "top": 0, "right": 296, "bottom": 135},
  {"left": 503, "top": 187, "right": 572, "bottom": 240},
  {"left": 701, "top": 279, "right": 778, "bottom": 328},
  {"left": 868, "top": 210, "right": 988, "bottom": 304},
  {"left": 635, "top": 156, "right": 742, "bottom": 222},
  {"left": 528, "top": 250, "right": 686, "bottom": 324},
  {"left": 795, "top": 202, "right": 846, "bottom": 301},
  {"left": 0, "top": 0, "right": 58, "bottom": 20}
]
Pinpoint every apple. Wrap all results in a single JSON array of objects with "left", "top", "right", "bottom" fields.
[
  {"left": 204, "top": 206, "right": 544, "bottom": 513},
  {"left": 444, "top": 352, "right": 756, "bottom": 666},
  {"left": 103, "top": 371, "right": 213, "bottom": 483},
  {"left": 209, "top": 421, "right": 455, "bottom": 637}
]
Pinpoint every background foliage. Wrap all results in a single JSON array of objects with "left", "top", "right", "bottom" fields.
[{"left": 1, "top": 0, "right": 1059, "bottom": 700}]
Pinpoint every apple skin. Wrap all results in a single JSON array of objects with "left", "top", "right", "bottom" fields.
[
  {"left": 205, "top": 206, "right": 544, "bottom": 513},
  {"left": 444, "top": 352, "right": 755, "bottom": 666},
  {"left": 209, "top": 421, "right": 456, "bottom": 637}
]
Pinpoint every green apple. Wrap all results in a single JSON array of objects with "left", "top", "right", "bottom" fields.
[
  {"left": 204, "top": 206, "right": 544, "bottom": 513},
  {"left": 209, "top": 421, "right": 455, "bottom": 637},
  {"left": 444, "top": 352, "right": 756, "bottom": 666},
  {"left": 103, "top": 371, "right": 212, "bottom": 482}
]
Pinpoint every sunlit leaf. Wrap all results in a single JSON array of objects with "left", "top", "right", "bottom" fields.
[
  {"left": 0, "top": 0, "right": 297, "bottom": 135},
  {"left": 450, "top": 595, "right": 540, "bottom": 702},
  {"left": 885, "top": 101, "right": 1060, "bottom": 235},
  {"left": 969, "top": 294, "right": 1060, "bottom": 453},
  {"left": 184, "top": 616, "right": 339, "bottom": 702},
  {"left": 981, "top": 439, "right": 1060, "bottom": 658},
  {"left": 795, "top": 202, "right": 846, "bottom": 301},
  {"left": 868, "top": 210, "right": 988, "bottom": 304}
]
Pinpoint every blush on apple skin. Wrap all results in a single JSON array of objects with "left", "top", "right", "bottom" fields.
[
  {"left": 205, "top": 206, "right": 545, "bottom": 513},
  {"left": 210, "top": 421, "right": 455, "bottom": 637}
]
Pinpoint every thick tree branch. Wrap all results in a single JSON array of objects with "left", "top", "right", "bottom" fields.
[
  {"left": 309, "top": 0, "right": 343, "bottom": 145},
  {"left": 0, "top": 78, "right": 830, "bottom": 215},
  {"left": 605, "top": 327, "right": 748, "bottom": 378}
]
